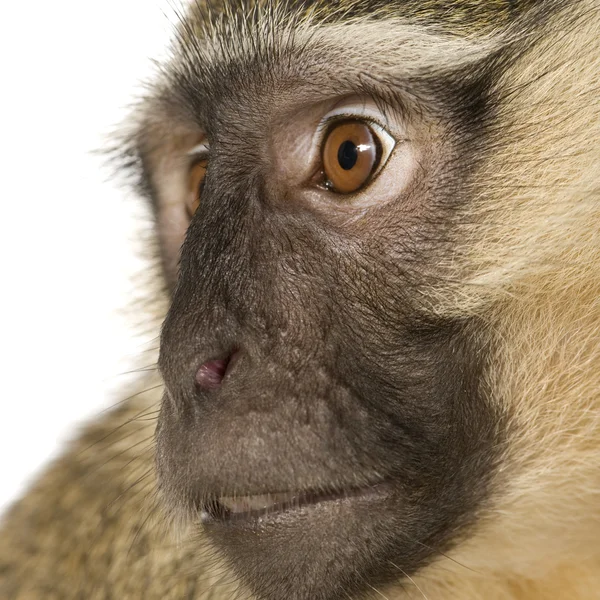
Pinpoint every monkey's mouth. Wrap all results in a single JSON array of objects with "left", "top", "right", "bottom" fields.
[{"left": 200, "top": 485, "right": 387, "bottom": 523}]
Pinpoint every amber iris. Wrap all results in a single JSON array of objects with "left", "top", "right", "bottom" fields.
[
  {"left": 322, "top": 120, "right": 379, "bottom": 193},
  {"left": 187, "top": 159, "right": 208, "bottom": 216}
]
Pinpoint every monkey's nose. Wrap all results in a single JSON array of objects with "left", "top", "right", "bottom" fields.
[{"left": 195, "top": 353, "right": 235, "bottom": 390}]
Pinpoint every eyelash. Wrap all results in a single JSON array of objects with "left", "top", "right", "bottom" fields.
[{"left": 315, "top": 114, "right": 385, "bottom": 146}]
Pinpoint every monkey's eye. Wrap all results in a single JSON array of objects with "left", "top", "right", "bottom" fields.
[
  {"left": 320, "top": 120, "right": 395, "bottom": 194},
  {"left": 186, "top": 159, "right": 208, "bottom": 216}
]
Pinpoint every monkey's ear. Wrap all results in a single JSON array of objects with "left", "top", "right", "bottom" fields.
[{"left": 111, "top": 104, "right": 205, "bottom": 290}]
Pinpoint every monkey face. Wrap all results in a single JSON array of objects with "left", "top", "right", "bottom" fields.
[
  {"left": 121, "top": 2, "right": 598, "bottom": 599},
  {"left": 146, "top": 20, "right": 505, "bottom": 596}
]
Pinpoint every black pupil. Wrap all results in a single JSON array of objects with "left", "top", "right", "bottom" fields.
[{"left": 337, "top": 140, "right": 358, "bottom": 170}]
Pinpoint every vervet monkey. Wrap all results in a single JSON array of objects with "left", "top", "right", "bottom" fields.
[{"left": 1, "top": 0, "right": 599, "bottom": 599}]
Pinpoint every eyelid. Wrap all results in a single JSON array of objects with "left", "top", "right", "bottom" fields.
[{"left": 315, "top": 112, "right": 394, "bottom": 146}]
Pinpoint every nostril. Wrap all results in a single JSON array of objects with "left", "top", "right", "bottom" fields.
[{"left": 195, "top": 353, "right": 234, "bottom": 390}]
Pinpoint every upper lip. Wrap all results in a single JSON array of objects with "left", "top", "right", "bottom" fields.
[{"left": 200, "top": 484, "right": 389, "bottom": 523}]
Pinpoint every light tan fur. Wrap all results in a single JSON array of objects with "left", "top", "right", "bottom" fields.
[{"left": 406, "top": 1, "right": 600, "bottom": 598}]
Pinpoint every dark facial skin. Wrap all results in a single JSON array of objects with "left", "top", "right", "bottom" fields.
[{"left": 142, "top": 2, "right": 540, "bottom": 599}]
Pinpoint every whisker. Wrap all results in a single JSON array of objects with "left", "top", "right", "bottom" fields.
[
  {"left": 78, "top": 404, "right": 161, "bottom": 456},
  {"left": 389, "top": 561, "right": 429, "bottom": 600},
  {"left": 365, "top": 581, "right": 390, "bottom": 600},
  {"left": 97, "top": 383, "right": 164, "bottom": 415},
  {"left": 397, "top": 531, "right": 480, "bottom": 575}
]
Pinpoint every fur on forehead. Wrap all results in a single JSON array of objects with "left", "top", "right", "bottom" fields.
[
  {"left": 170, "top": 0, "right": 573, "bottom": 88},
  {"left": 182, "top": 0, "right": 555, "bottom": 36},
  {"left": 165, "top": 10, "right": 501, "bottom": 117}
]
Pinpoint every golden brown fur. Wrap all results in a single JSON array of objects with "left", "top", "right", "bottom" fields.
[{"left": 1, "top": 0, "right": 599, "bottom": 598}]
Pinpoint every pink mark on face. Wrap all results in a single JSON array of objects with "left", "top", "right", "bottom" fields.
[{"left": 195, "top": 357, "right": 230, "bottom": 390}]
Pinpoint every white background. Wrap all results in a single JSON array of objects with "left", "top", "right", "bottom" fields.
[{"left": 0, "top": 1, "right": 179, "bottom": 513}]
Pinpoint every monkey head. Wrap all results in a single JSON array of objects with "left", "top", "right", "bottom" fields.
[{"left": 121, "top": 1, "right": 600, "bottom": 599}]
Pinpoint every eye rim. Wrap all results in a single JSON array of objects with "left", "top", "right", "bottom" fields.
[
  {"left": 313, "top": 115, "right": 397, "bottom": 195},
  {"left": 186, "top": 153, "right": 209, "bottom": 217}
]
